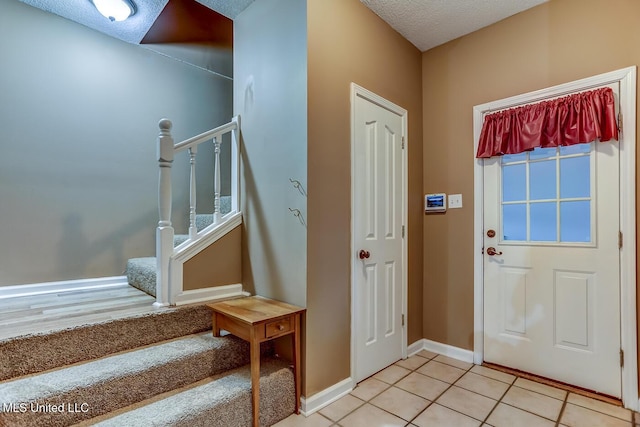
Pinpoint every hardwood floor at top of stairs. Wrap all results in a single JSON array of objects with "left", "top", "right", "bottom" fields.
[{"left": 0, "top": 284, "right": 156, "bottom": 340}]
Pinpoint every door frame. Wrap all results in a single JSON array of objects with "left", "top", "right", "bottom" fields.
[
  {"left": 472, "top": 67, "right": 637, "bottom": 409},
  {"left": 350, "top": 83, "right": 408, "bottom": 382}
]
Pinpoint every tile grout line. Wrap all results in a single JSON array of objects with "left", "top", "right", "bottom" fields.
[
  {"left": 494, "top": 389, "right": 567, "bottom": 424},
  {"left": 480, "top": 378, "right": 515, "bottom": 425},
  {"left": 313, "top": 411, "right": 333, "bottom": 426},
  {"left": 404, "top": 356, "right": 479, "bottom": 426},
  {"left": 554, "top": 390, "right": 570, "bottom": 427}
]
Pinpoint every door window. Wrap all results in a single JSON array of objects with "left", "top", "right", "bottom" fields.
[{"left": 501, "top": 144, "right": 593, "bottom": 245}]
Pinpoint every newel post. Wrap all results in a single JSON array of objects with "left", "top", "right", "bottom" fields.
[{"left": 155, "top": 118, "right": 174, "bottom": 307}]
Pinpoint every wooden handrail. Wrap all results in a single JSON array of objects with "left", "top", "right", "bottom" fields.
[
  {"left": 173, "top": 120, "right": 237, "bottom": 152},
  {"left": 155, "top": 116, "right": 241, "bottom": 307}
]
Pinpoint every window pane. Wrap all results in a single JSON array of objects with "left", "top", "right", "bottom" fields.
[
  {"left": 502, "top": 152, "right": 527, "bottom": 164},
  {"left": 530, "top": 202, "right": 557, "bottom": 241},
  {"left": 529, "top": 160, "right": 556, "bottom": 200},
  {"left": 560, "top": 143, "right": 591, "bottom": 156},
  {"left": 530, "top": 147, "right": 557, "bottom": 160},
  {"left": 502, "top": 164, "right": 526, "bottom": 202},
  {"left": 561, "top": 201, "right": 591, "bottom": 242},
  {"left": 503, "top": 204, "right": 527, "bottom": 241},
  {"left": 560, "top": 156, "right": 590, "bottom": 198}
]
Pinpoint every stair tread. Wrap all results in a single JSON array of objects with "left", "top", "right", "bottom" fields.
[
  {"left": 0, "top": 333, "right": 256, "bottom": 426},
  {"left": 0, "top": 304, "right": 213, "bottom": 381},
  {"left": 0, "top": 333, "right": 243, "bottom": 397},
  {"left": 84, "top": 358, "right": 294, "bottom": 427}
]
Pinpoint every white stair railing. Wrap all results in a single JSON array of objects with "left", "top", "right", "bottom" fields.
[{"left": 154, "top": 116, "right": 241, "bottom": 307}]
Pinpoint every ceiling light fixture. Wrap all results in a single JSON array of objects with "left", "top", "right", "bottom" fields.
[{"left": 91, "top": 0, "right": 136, "bottom": 22}]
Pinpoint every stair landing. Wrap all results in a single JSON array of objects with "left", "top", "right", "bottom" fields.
[{"left": 0, "top": 284, "right": 157, "bottom": 340}]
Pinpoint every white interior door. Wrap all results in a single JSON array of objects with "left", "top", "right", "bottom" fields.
[
  {"left": 353, "top": 88, "right": 405, "bottom": 382},
  {"left": 483, "top": 87, "right": 622, "bottom": 396}
]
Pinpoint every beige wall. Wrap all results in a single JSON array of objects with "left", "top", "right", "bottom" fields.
[
  {"left": 307, "top": 0, "right": 423, "bottom": 396},
  {"left": 183, "top": 226, "right": 242, "bottom": 290},
  {"left": 422, "top": 0, "right": 640, "bottom": 350}
]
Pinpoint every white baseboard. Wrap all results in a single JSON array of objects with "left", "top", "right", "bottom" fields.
[
  {"left": 409, "top": 338, "right": 475, "bottom": 364},
  {"left": 0, "top": 276, "right": 128, "bottom": 300},
  {"left": 407, "top": 339, "right": 425, "bottom": 357},
  {"left": 300, "top": 377, "right": 354, "bottom": 416},
  {"left": 173, "top": 283, "right": 244, "bottom": 306}
]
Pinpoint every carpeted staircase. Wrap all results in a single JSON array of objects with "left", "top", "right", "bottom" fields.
[
  {"left": 127, "top": 197, "right": 231, "bottom": 297},
  {"left": 0, "top": 302, "right": 295, "bottom": 427}
]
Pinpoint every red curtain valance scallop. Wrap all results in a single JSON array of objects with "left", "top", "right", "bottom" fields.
[{"left": 476, "top": 87, "right": 618, "bottom": 158}]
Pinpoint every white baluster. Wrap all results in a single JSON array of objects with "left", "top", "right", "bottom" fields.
[
  {"left": 155, "top": 118, "right": 174, "bottom": 308},
  {"left": 213, "top": 136, "right": 222, "bottom": 224},
  {"left": 231, "top": 116, "right": 240, "bottom": 213},
  {"left": 189, "top": 146, "right": 198, "bottom": 240}
]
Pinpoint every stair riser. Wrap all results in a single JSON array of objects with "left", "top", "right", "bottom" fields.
[
  {"left": 170, "top": 369, "right": 295, "bottom": 427},
  {"left": 126, "top": 258, "right": 156, "bottom": 296}
]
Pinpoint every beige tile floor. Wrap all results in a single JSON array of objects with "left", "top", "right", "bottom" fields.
[{"left": 275, "top": 350, "right": 639, "bottom": 427}]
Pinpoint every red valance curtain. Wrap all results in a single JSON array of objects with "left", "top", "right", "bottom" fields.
[{"left": 476, "top": 87, "right": 618, "bottom": 158}]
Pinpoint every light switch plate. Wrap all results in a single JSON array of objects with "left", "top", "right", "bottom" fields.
[{"left": 448, "top": 194, "right": 463, "bottom": 209}]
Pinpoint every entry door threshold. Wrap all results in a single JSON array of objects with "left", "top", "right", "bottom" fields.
[{"left": 482, "top": 362, "right": 622, "bottom": 407}]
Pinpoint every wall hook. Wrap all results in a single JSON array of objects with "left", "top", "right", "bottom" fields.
[
  {"left": 288, "top": 207, "right": 307, "bottom": 227},
  {"left": 289, "top": 178, "right": 307, "bottom": 197}
]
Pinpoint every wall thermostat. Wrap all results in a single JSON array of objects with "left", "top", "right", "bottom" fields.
[{"left": 425, "top": 193, "right": 446, "bottom": 213}]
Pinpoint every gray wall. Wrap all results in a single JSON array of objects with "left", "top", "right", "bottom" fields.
[
  {"left": 234, "top": 0, "right": 307, "bottom": 307},
  {"left": 0, "top": 0, "right": 232, "bottom": 286}
]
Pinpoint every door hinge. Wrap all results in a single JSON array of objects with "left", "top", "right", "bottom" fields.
[
  {"left": 619, "top": 231, "right": 623, "bottom": 249},
  {"left": 618, "top": 112, "right": 623, "bottom": 134},
  {"left": 402, "top": 225, "right": 405, "bottom": 238},
  {"left": 402, "top": 136, "right": 405, "bottom": 149},
  {"left": 620, "top": 349, "right": 624, "bottom": 367},
  {"left": 402, "top": 314, "right": 405, "bottom": 327}
]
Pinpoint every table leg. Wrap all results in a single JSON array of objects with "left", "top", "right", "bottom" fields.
[
  {"left": 212, "top": 313, "right": 221, "bottom": 337},
  {"left": 250, "top": 328, "right": 260, "bottom": 427},
  {"left": 293, "top": 313, "right": 301, "bottom": 414}
]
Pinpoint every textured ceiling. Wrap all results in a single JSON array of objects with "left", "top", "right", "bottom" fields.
[
  {"left": 18, "top": 0, "right": 254, "bottom": 44},
  {"left": 361, "top": 0, "right": 549, "bottom": 52},
  {"left": 18, "top": 0, "right": 548, "bottom": 49}
]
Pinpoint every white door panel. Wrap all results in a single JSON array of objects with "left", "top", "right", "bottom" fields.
[
  {"left": 353, "top": 92, "right": 404, "bottom": 382},
  {"left": 483, "top": 85, "right": 621, "bottom": 397}
]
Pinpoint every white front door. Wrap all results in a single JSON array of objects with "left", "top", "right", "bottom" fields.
[
  {"left": 352, "top": 86, "right": 405, "bottom": 382},
  {"left": 483, "top": 102, "right": 622, "bottom": 396}
]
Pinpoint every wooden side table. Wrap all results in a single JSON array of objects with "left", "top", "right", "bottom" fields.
[{"left": 207, "top": 296, "right": 305, "bottom": 427}]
